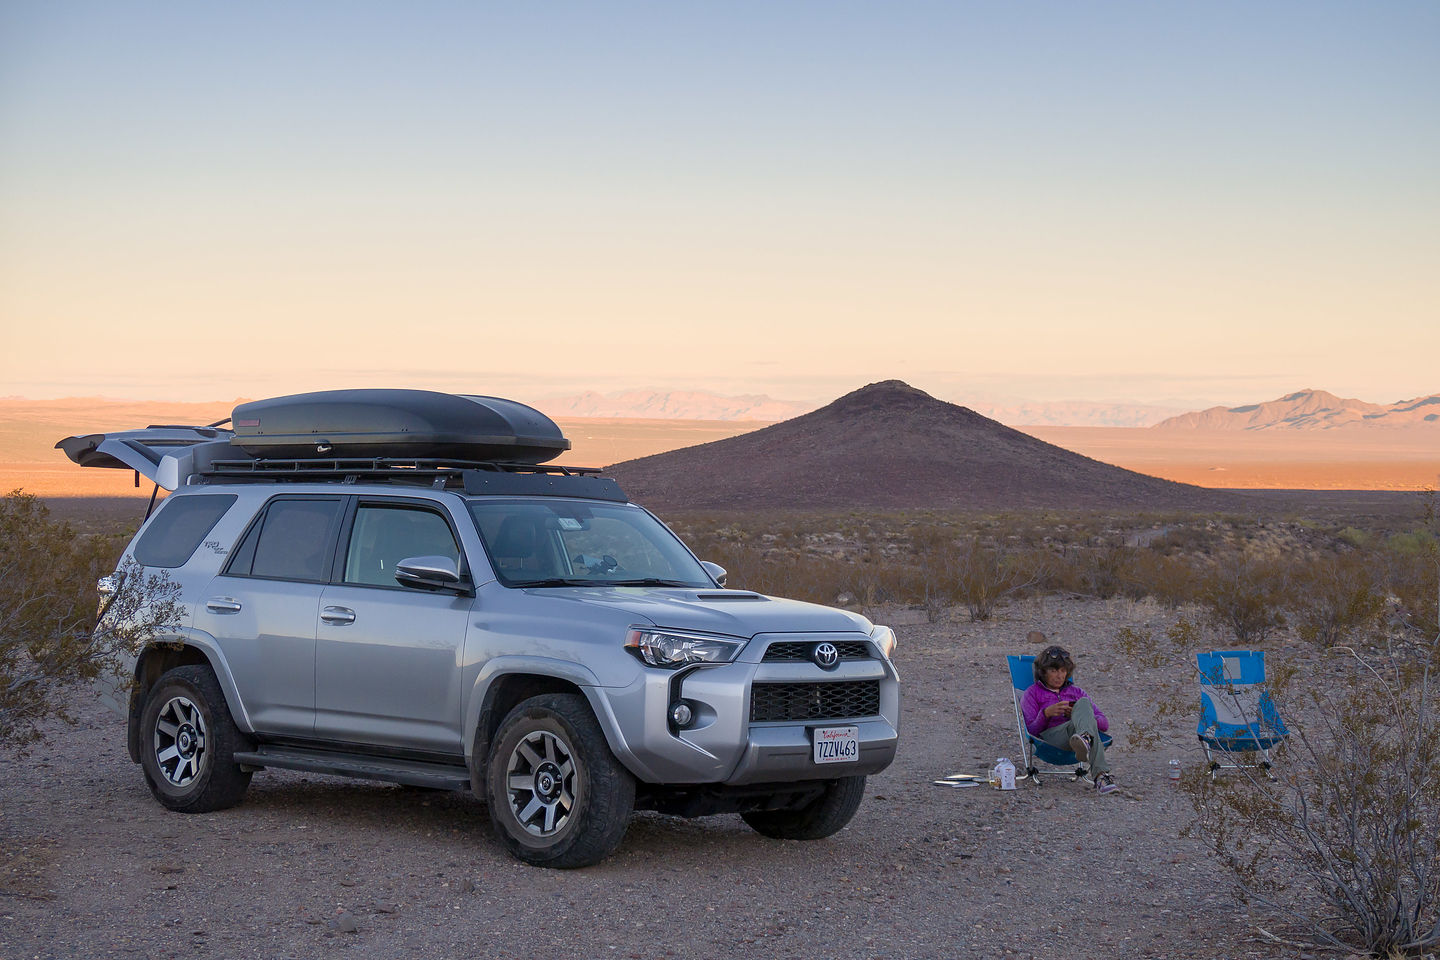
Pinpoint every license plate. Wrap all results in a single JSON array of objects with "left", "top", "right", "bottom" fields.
[{"left": 812, "top": 725, "right": 860, "bottom": 764}]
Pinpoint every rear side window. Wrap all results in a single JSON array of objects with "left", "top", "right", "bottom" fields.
[
  {"left": 226, "top": 497, "right": 343, "bottom": 582},
  {"left": 133, "top": 495, "right": 237, "bottom": 568}
]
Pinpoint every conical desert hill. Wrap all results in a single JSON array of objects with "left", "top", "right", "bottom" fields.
[{"left": 607, "top": 380, "right": 1242, "bottom": 512}]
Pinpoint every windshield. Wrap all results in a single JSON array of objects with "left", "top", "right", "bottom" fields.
[{"left": 468, "top": 499, "right": 712, "bottom": 588}]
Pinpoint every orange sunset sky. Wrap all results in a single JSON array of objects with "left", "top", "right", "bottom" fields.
[{"left": 1, "top": 3, "right": 1437, "bottom": 420}]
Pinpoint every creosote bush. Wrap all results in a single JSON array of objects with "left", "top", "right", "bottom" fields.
[
  {"left": 1190, "top": 641, "right": 1440, "bottom": 956},
  {"left": 0, "top": 490, "right": 181, "bottom": 748},
  {"left": 1198, "top": 550, "right": 1290, "bottom": 646},
  {"left": 1119, "top": 609, "right": 1440, "bottom": 956}
]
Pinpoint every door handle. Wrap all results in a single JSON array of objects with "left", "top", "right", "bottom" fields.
[
  {"left": 206, "top": 598, "right": 242, "bottom": 613},
  {"left": 320, "top": 605, "right": 356, "bottom": 625}
]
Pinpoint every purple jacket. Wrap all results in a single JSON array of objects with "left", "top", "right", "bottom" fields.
[{"left": 1021, "top": 681, "right": 1109, "bottom": 737}]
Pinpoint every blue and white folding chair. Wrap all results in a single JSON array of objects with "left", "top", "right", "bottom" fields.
[
  {"left": 1196, "top": 650, "right": 1288, "bottom": 778},
  {"left": 1007, "top": 654, "right": 1113, "bottom": 786}
]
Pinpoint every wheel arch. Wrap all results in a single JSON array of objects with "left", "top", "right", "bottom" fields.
[
  {"left": 127, "top": 635, "right": 252, "bottom": 763},
  {"left": 464, "top": 658, "right": 617, "bottom": 794}
]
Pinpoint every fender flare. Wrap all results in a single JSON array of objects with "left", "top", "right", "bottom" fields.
[
  {"left": 462, "top": 656, "right": 640, "bottom": 780},
  {"left": 128, "top": 629, "right": 256, "bottom": 761}
]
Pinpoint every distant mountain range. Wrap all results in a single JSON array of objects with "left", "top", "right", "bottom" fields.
[
  {"left": 1154, "top": 389, "right": 1440, "bottom": 430},
  {"left": 967, "top": 399, "right": 1182, "bottom": 428}
]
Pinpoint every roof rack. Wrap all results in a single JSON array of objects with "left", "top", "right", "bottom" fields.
[
  {"left": 197, "top": 457, "right": 628, "bottom": 502},
  {"left": 201, "top": 457, "right": 604, "bottom": 483}
]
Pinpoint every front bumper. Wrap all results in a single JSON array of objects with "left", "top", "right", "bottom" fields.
[{"left": 591, "top": 632, "right": 900, "bottom": 785}]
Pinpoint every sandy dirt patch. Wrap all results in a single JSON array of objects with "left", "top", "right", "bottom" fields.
[{"left": 1, "top": 597, "right": 1319, "bottom": 960}]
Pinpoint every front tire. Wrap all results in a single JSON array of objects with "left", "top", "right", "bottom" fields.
[
  {"left": 486, "top": 693, "right": 635, "bottom": 868},
  {"left": 741, "top": 776, "right": 867, "bottom": 840},
  {"left": 138, "top": 665, "right": 253, "bottom": 813}
]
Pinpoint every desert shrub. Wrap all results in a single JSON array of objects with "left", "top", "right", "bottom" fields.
[
  {"left": 1382, "top": 520, "right": 1439, "bottom": 640},
  {"left": 1146, "top": 521, "right": 1226, "bottom": 557},
  {"left": 1199, "top": 550, "right": 1290, "bottom": 645},
  {"left": 1337, "top": 526, "right": 1371, "bottom": 549},
  {"left": 942, "top": 538, "right": 1045, "bottom": 621},
  {"left": 1288, "top": 552, "right": 1387, "bottom": 647},
  {"left": 0, "top": 491, "right": 181, "bottom": 748},
  {"left": 1126, "top": 552, "right": 1199, "bottom": 608},
  {"left": 1121, "top": 610, "right": 1440, "bottom": 955},
  {"left": 1075, "top": 543, "right": 1131, "bottom": 600},
  {"left": 1189, "top": 641, "right": 1440, "bottom": 955},
  {"left": 907, "top": 527, "right": 956, "bottom": 622}
]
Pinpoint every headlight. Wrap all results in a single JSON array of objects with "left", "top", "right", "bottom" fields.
[
  {"left": 870, "top": 624, "right": 897, "bottom": 659},
  {"left": 625, "top": 628, "right": 744, "bottom": 669}
]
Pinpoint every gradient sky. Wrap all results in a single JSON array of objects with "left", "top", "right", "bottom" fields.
[{"left": 2, "top": 1, "right": 1436, "bottom": 410}]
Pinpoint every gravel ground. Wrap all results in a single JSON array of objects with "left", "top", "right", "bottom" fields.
[{"left": 2, "top": 598, "right": 1319, "bottom": 960}]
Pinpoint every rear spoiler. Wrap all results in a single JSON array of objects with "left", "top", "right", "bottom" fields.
[{"left": 55, "top": 427, "right": 244, "bottom": 491}]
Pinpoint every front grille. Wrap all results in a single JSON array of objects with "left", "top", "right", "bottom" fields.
[
  {"left": 762, "top": 641, "right": 872, "bottom": 662},
  {"left": 750, "top": 680, "right": 881, "bottom": 723}
]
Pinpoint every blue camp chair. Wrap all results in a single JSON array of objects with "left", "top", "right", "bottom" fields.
[
  {"left": 1196, "top": 650, "right": 1288, "bottom": 778},
  {"left": 1007, "top": 654, "right": 1113, "bottom": 786}
]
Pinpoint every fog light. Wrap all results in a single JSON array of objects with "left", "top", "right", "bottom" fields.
[{"left": 669, "top": 701, "right": 694, "bottom": 727}]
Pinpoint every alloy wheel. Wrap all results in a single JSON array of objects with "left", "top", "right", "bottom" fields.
[
  {"left": 152, "top": 695, "right": 208, "bottom": 787},
  {"left": 504, "top": 729, "right": 577, "bottom": 837}
]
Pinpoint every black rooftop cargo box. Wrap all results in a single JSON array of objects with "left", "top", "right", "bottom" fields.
[{"left": 230, "top": 389, "right": 571, "bottom": 463}]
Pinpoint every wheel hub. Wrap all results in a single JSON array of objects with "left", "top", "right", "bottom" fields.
[{"left": 533, "top": 762, "right": 562, "bottom": 801}]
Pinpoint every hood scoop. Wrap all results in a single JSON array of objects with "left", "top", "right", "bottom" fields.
[{"left": 693, "top": 591, "right": 767, "bottom": 601}]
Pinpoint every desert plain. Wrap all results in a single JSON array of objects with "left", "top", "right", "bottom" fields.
[{"left": 1, "top": 389, "right": 1436, "bottom": 960}]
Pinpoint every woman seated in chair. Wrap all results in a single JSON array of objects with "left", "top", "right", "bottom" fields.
[{"left": 1022, "top": 644, "right": 1118, "bottom": 795}]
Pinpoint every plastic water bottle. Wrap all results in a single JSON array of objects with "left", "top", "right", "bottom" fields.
[
  {"left": 1169, "top": 758, "right": 1181, "bottom": 782},
  {"left": 996, "top": 757, "right": 1016, "bottom": 790}
]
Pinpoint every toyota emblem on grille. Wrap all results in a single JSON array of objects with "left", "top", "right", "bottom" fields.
[{"left": 813, "top": 642, "right": 840, "bottom": 669}]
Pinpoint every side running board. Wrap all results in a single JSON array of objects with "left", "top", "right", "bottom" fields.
[{"left": 232, "top": 746, "right": 471, "bottom": 791}]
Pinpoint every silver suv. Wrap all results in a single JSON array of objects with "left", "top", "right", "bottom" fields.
[{"left": 61, "top": 390, "right": 900, "bottom": 867}]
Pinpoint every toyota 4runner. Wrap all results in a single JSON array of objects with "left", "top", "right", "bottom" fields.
[{"left": 60, "top": 389, "right": 900, "bottom": 867}]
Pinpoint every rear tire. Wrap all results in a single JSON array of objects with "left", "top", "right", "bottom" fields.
[
  {"left": 486, "top": 693, "right": 635, "bottom": 868},
  {"left": 139, "top": 665, "right": 253, "bottom": 813},
  {"left": 741, "top": 776, "right": 867, "bottom": 840}
]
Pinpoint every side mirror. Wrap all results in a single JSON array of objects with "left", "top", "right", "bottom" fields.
[
  {"left": 395, "top": 556, "right": 470, "bottom": 594},
  {"left": 700, "top": 561, "right": 728, "bottom": 587}
]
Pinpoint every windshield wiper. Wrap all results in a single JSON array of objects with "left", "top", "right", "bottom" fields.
[
  {"left": 515, "top": 578, "right": 596, "bottom": 588},
  {"left": 604, "top": 578, "right": 699, "bottom": 587}
]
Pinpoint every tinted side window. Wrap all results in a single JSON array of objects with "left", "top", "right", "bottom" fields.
[
  {"left": 343, "top": 504, "right": 460, "bottom": 587},
  {"left": 133, "top": 495, "right": 237, "bottom": 568},
  {"left": 229, "top": 498, "right": 343, "bottom": 582}
]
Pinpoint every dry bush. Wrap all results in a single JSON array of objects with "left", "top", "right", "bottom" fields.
[
  {"left": 0, "top": 491, "right": 181, "bottom": 748},
  {"left": 1075, "top": 543, "right": 1131, "bottom": 599},
  {"left": 1119, "top": 612, "right": 1440, "bottom": 955},
  {"left": 1383, "top": 525, "right": 1439, "bottom": 641},
  {"left": 1188, "top": 641, "right": 1440, "bottom": 956},
  {"left": 1199, "top": 550, "right": 1290, "bottom": 646},
  {"left": 943, "top": 538, "right": 1046, "bottom": 621},
  {"left": 1289, "top": 552, "right": 1387, "bottom": 647},
  {"left": 1126, "top": 552, "right": 1199, "bottom": 609},
  {"left": 1146, "top": 521, "right": 1226, "bottom": 557}
]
